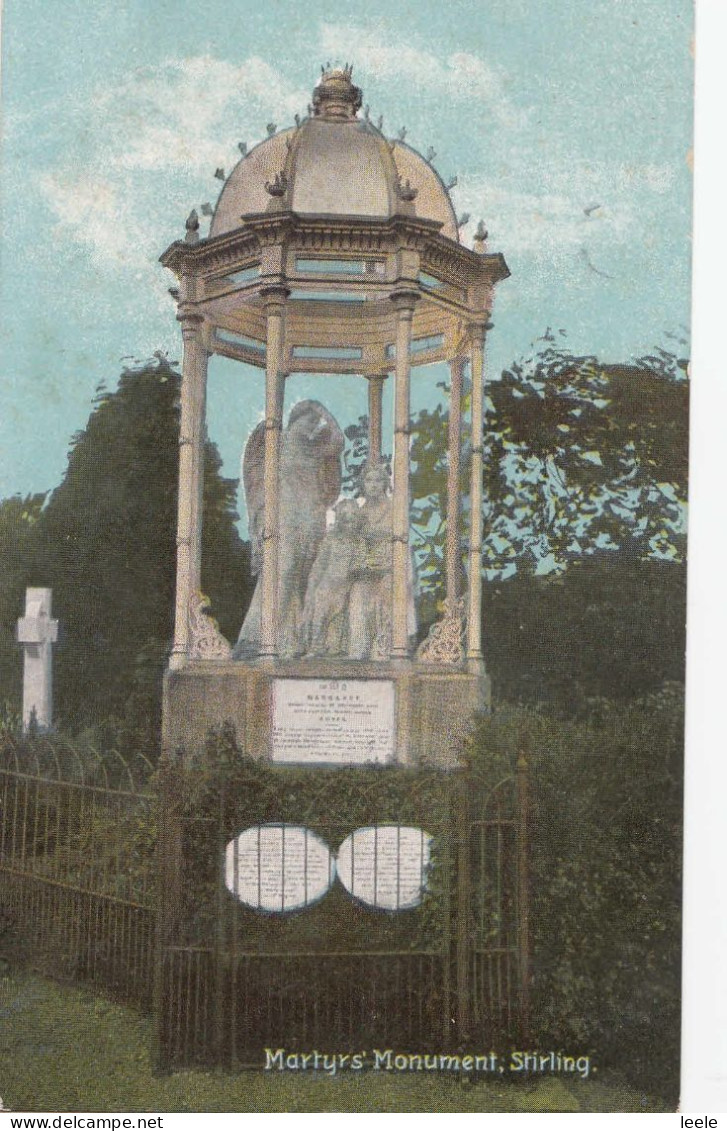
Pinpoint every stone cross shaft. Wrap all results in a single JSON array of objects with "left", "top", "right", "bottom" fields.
[{"left": 16, "top": 587, "right": 59, "bottom": 732}]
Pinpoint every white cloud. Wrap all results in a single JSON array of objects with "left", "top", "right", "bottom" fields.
[
  {"left": 451, "top": 158, "right": 677, "bottom": 275},
  {"left": 36, "top": 55, "right": 307, "bottom": 274},
  {"left": 319, "top": 23, "right": 522, "bottom": 126},
  {"left": 31, "top": 44, "right": 678, "bottom": 301},
  {"left": 91, "top": 55, "right": 305, "bottom": 174},
  {"left": 38, "top": 171, "right": 152, "bottom": 266}
]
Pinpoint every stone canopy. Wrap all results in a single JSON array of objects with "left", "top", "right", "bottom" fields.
[
  {"left": 159, "top": 65, "right": 510, "bottom": 767},
  {"left": 210, "top": 68, "right": 460, "bottom": 240}
]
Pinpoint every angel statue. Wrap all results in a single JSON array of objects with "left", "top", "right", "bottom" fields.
[{"left": 232, "top": 400, "right": 345, "bottom": 659}]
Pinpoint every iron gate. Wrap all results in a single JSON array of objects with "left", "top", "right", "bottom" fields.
[{"left": 156, "top": 749, "right": 529, "bottom": 1068}]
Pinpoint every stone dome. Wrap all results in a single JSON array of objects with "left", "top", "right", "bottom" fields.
[{"left": 210, "top": 67, "right": 459, "bottom": 242}]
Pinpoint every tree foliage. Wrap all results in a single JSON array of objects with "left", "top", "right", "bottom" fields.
[
  {"left": 0, "top": 357, "right": 253, "bottom": 748},
  {"left": 0, "top": 493, "right": 47, "bottom": 712},
  {"left": 483, "top": 551, "right": 687, "bottom": 712},
  {"left": 472, "top": 685, "right": 683, "bottom": 1104},
  {"left": 341, "top": 340, "right": 688, "bottom": 691},
  {"left": 484, "top": 341, "right": 688, "bottom": 575},
  {"left": 345, "top": 340, "right": 688, "bottom": 598}
]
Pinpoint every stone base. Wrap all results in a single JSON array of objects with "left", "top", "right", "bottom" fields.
[{"left": 162, "top": 657, "right": 490, "bottom": 770}]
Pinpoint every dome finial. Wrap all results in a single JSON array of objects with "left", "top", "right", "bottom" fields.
[
  {"left": 313, "top": 65, "right": 362, "bottom": 120},
  {"left": 474, "top": 220, "right": 489, "bottom": 252},
  {"left": 184, "top": 209, "right": 199, "bottom": 244}
]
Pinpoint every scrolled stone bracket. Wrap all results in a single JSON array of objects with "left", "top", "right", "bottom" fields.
[
  {"left": 188, "top": 592, "right": 232, "bottom": 660},
  {"left": 416, "top": 597, "right": 467, "bottom": 664}
]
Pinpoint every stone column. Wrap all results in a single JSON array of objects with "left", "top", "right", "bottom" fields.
[
  {"left": 367, "top": 373, "right": 386, "bottom": 464},
  {"left": 445, "top": 357, "right": 465, "bottom": 605},
  {"left": 16, "top": 588, "right": 59, "bottom": 732},
  {"left": 390, "top": 292, "right": 417, "bottom": 660},
  {"left": 170, "top": 306, "right": 208, "bottom": 670},
  {"left": 466, "top": 325, "right": 487, "bottom": 669},
  {"left": 259, "top": 286, "right": 289, "bottom": 659}
]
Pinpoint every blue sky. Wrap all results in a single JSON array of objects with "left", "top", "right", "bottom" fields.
[{"left": 0, "top": 0, "right": 693, "bottom": 508}]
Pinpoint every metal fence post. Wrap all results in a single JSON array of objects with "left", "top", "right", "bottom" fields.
[
  {"left": 456, "top": 770, "right": 472, "bottom": 1041},
  {"left": 214, "top": 772, "right": 228, "bottom": 1065},
  {"left": 516, "top": 748, "right": 531, "bottom": 1041},
  {"left": 153, "top": 754, "right": 183, "bottom": 1068}
]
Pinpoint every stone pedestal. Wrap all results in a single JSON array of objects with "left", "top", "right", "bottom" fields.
[{"left": 162, "top": 659, "right": 490, "bottom": 770}]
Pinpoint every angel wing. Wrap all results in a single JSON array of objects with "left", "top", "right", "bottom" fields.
[
  {"left": 285, "top": 400, "right": 343, "bottom": 508},
  {"left": 242, "top": 421, "right": 266, "bottom": 575},
  {"left": 319, "top": 450, "right": 343, "bottom": 509},
  {"left": 243, "top": 401, "right": 343, "bottom": 575}
]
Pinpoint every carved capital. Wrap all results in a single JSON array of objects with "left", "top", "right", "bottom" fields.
[
  {"left": 260, "top": 284, "right": 291, "bottom": 309},
  {"left": 390, "top": 288, "right": 420, "bottom": 314},
  {"left": 177, "top": 310, "right": 204, "bottom": 335}
]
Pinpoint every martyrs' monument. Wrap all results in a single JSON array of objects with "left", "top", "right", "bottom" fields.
[{"left": 160, "top": 66, "right": 509, "bottom": 768}]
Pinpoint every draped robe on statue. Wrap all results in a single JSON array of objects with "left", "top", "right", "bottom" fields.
[{"left": 233, "top": 400, "right": 344, "bottom": 659}]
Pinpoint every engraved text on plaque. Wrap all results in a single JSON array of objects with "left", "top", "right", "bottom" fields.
[{"left": 272, "top": 679, "right": 395, "bottom": 764}]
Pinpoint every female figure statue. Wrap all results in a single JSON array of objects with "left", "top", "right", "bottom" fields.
[
  {"left": 347, "top": 462, "right": 396, "bottom": 660},
  {"left": 301, "top": 499, "right": 364, "bottom": 657}
]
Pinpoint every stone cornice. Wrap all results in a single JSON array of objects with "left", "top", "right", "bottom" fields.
[
  {"left": 422, "top": 241, "right": 509, "bottom": 286},
  {"left": 159, "top": 228, "right": 260, "bottom": 276},
  {"left": 161, "top": 211, "right": 510, "bottom": 286}
]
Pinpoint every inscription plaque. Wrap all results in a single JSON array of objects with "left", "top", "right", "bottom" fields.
[
  {"left": 224, "top": 824, "right": 335, "bottom": 913},
  {"left": 272, "top": 679, "right": 395, "bottom": 764},
  {"left": 337, "top": 825, "right": 433, "bottom": 911}
]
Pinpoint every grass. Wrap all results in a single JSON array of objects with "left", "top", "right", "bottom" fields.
[{"left": 0, "top": 971, "right": 672, "bottom": 1113}]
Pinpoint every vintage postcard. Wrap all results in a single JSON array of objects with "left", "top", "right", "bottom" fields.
[{"left": 0, "top": 0, "right": 694, "bottom": 1116}]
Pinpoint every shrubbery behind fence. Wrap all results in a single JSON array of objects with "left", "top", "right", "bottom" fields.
[{"left": 0, "top": 732, "right": 528, "bottom": 1068}]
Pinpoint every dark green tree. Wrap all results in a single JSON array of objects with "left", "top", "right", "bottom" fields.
[
  {"left": 0, "top": 492, "right": 47, "bottom": 721},
  {"left": 343, "top": 340, "right": 688, "bottom": 683},
  {"left": 482, "top": 550, "right": 687, "bottom": 711},
  {"left": 11, "top": 356, "right": 252, "bottom": 748},
  {"left": 477, "top": 339, "right": 688, "bottom": 708},
  {"left": 484, "top": 340, "right": 688, "bottom": 575},
  {"left": 346, "top": 340, "right": 688, "bottom": 590}
]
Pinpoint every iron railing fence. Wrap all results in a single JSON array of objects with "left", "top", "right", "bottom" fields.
[
  {"left": 0, "top": 736, "right": 529, "bottom": 1069},
  {"left": 0, "top": 736, "right": 157, "bottom": 1010}
]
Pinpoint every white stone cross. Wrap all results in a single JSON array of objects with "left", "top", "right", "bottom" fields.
[{"left": 16, "top": 587, "right": 59, "bottom": 733}]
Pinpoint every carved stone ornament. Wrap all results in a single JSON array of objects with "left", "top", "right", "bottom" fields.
[
  {"left": 265, "top": 171, "right": 288, "bottom": 197},
  {"left": 188, "top": 592, "right": 232, "bottom": 660},
  {"left": 396, "top": 177, "right": 418, "bottom": 203},
  {"left": 416, "top": 597, "right": 467, "bottom": 664}
]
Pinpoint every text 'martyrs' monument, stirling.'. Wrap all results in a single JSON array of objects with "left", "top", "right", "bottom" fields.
[{"left": 160, "top": 65, "right": 509, "bottom": 768}]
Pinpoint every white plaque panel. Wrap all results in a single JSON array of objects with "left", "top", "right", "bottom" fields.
[
  {"left": 337, "top": 825, "right": 433, "bottom": 911},
  {"left": 224, "top": 824, "right": 335, "bottom": 913},
  {"left": 272, "top": 679, "right": 395, "bottom": 765}
]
